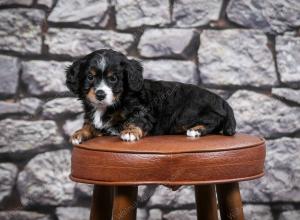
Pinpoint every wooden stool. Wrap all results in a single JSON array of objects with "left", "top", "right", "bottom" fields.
[{"left": 70, "top": 133, "right": 265, "bottom": 220}]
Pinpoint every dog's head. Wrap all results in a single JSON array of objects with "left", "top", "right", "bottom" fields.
[{"left": 66, "top": 49, "right": 143, "bottom": 107}]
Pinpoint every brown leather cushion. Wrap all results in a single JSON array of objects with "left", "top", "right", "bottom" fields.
[{"left": 71, "top": 133, "right": 265, "bottom": 185}]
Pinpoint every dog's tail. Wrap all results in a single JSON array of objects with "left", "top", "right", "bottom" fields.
[{"left": 222, "top": 102, "right": 236, "bottom": 136}]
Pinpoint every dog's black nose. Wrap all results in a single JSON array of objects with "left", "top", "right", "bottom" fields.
[{"left": 95, "top": 90, "right": 106, "bottom": 101}]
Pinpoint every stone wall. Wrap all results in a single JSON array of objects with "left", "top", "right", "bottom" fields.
[{"left": 0, "top": 0, "right": 299, "bottom": 220}]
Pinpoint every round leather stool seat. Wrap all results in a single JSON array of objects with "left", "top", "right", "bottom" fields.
[
  {"left": 71, "top": 133, "right": 266, "bottom": 220},
  {"left": 71, "top": 133, "right": 265, "bottom": 185}
]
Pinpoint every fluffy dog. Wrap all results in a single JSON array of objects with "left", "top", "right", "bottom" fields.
[{"left": 66, "top": 49, "right": 236, "bottom": 144}]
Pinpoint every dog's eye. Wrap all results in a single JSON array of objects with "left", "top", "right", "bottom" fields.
[
  {"left": 87, "top": 73, "right": 94, "bottom": 81},
  {"left": 108, "top": 75, "right": 117, "bottom": 83}
]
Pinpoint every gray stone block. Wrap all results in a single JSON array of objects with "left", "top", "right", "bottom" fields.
[
  {"left": 0, "top": 119, "right": 64, "bottom": 157},
  {"left": 114, "top": 0, "right": 170, "bottom": 30},
  {"left": 207, "top": 89, "right": 232, "bottom": 100},
  {"left": 63, "top": 114, "right": 84, "bottom": 137},
  {"left": 138, "top": 185, "right": 156, "bottom": 204},
  {"left": 244, "top": 205, "right": 274, "bottom": 220},
  {"left": 0, "top": 55, "right": 20, "bottom": 96},
  {"left": 0, "top": 163, "right": 18, "bottom": 203},
  {"left": 241, "top": 138, "right": 300, "bottom": 202},
  {"left": 173, "top": 0, "right": 222, "bottom": 27},
  {"left": 272, "top": 88, "right": 300, "bottom": 105},
  {"left": 148, "top": 209, "right": 162, "bottom": 220},
  {"left": 17, "top": 150, "right": 75, "bottom": 206},
  {"left": 137, "top": 208, "right": 148, "bottom": 220},
  {"left": 0, "top": 0, "right": 32, "bottom": 6},
  {"left": 45, "top": 28, "right": 134, "bottom": 56},
  {"left": 48, "top": 0, "right": 110, "bottom": 27},
  {"left": 148, "top": 186, "right": 195, "bottom": 208},
  {"left": 138, "top": 28, "right": 198, "bottom": 58},
  {"left": 227, "top": 0, "right": 300, "bottom": 34},
  {"left": 0, "top": 9, "right": 44, "bottom": 53},
  {"left": 163, "top": 210, "right": 197, "bottom": 220},
  {"left": 75, "top": 183, "right": 93, "bottom": 198},
  {"left": 19, "top": 98, "right": 43, "bottom": 115},
  {"left": 37, "top": 0, "right": 53, "bottom": 8},
  {"left": 276, "top": 35, "right": 300, "bottom": 84},
  {"left": 42, "top": 97, "right": 83, "bottom": 119},
  {"left": 0, "top": 101, "right": 20, "bottom": 115},
  {"left": 0, "top": 98, "right": 42, "bottom": 116},
  {"left": 0, "top": 211, "right": 51, "bottom": 220},
  {"left": 198, "top": 30, "right": 277, "bottom": 86},
  {"left": 22, "top": 60, "right": 71, "bottom": 95},
  {"left": 142, "top": 60, "right": 198, "bottom": 84},
  {"left": 279, "top": 210, "right": 300, "bottom": 220},
  {"left": 228, "top": 90, "right": 300, "bottom": 137},
  {"left": 56, "top": 207, "right": 90, "bottom": 220}
]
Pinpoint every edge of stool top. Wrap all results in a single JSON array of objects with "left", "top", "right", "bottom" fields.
[
  {"left": 71, "top": 133, "right": 266, "bottom": 186},
  {"left": 75, "top": 133, "right": 264, "bottom": 154}
]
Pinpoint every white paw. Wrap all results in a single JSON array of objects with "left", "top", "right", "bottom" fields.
[
  {"left": 186, "top": 129, "right": 201, "bottom": 137},
  {"left": 70, "top": 135, "right": 82, "bottom": 145},
  {"left": 120, "top": 133, "right": 139, "bottom": 142}
]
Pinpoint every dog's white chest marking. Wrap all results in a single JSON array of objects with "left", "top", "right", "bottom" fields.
[
  {"left": 93, "top": 110, "right": 104, "bottom": 129},
  {"left": 93, "top": 108, "right": 112, "bottom": 130}
]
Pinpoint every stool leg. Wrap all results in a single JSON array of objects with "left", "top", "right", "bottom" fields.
[
  {"left": 112, "top": 186, "right": 138, "bottom": 220},
  {"left": 216, "top": 182, "right": 244, "bottom": 220},
  {"left": 90, "top": 185, "right": 114, "bottom": 220},
  {"left": 195, "top": 185, "right": 218, "bottom": 220}
]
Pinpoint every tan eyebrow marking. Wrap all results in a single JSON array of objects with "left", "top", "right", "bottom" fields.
[
  {"left": 90, "top": 68, "right": 97, "bottom": 76},
  {"left": 107, "top": 70, "right": 114, "bottom": 77}
]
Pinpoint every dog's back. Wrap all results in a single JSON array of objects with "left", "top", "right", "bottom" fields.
[{"left": 132, "top": 79, "right": 236, "bottom": 136}]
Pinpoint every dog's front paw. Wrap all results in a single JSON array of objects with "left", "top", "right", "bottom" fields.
[
  {"left": 70, "top": 128, "right": 95, "bottom": 145},
  {"left": 70, "top": 132, "right": 83, "bottom": 145},
  {"left": 120, "top": 124, "right": 143, "bottom": 142}
]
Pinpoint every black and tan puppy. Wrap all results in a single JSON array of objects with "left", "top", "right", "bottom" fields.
[{"left": 66, "top": 49, "right": 236, "bottom": 144}]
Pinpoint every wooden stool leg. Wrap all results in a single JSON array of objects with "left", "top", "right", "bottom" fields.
[
  {"left": 90, "top": 185, "right": 114, "bottom": 220},
  {"left": 195, "top": 184, "right": 218, "bottom": 220},
  {"left": 216, "top": 182, "right": 244, "bottom": 220},
  {"left": 112, "top": 186, "right": 138, "bottom": 220}
]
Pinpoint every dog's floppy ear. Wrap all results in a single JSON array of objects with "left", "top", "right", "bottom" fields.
[
  {"left": 124, "top": 58, "right": 144, "bottom": 91},
  {"left": 65, "top": 59, "right": 84, "bottom": 95}
]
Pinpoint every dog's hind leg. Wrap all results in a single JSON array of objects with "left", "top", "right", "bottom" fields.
[
  {"left": 186, "top": 124, "right": 206, "bottom": 137},
  {"left": 186, "top": 115, "right": 222, "bottom": 137}
]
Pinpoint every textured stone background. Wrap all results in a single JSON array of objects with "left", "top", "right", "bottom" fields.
[{"left": 0, "top": 0, "right": 299, "bottom": 219}]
